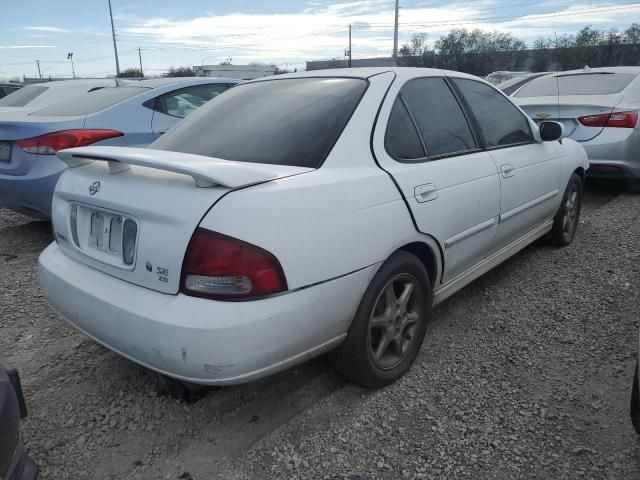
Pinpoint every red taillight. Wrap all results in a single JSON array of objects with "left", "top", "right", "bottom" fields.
[
  {"left": 181, "top": 228, "right": 287, "bottom": 300},
  {"left": 578, "top": 111, "right": 638, "bottom": 128},
  {"left": 17, "top": 129, "right": 124, "bottom": 154}
]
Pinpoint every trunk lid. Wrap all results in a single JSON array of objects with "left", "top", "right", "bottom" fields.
[
  {"left": 51, "top": 146, "right": 313, "bottom": 294},
  {"left": 517, "top": 94, "right": 623, "bottom": 142}
]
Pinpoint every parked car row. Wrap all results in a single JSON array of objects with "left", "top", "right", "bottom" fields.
[{"left": 1, "top": 67, "right": 638, "bottom": 451}]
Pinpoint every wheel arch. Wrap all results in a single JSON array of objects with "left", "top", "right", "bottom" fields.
[{"left": 394, "top": 239, "right": 442, "bottom": 290}]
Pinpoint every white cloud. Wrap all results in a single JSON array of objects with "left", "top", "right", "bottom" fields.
[
  {"left": 24, "top": 26, "right": 69, "bottom": 33},
  {"left": 0, "top": 45, "right": 57, "bottom": 49}
]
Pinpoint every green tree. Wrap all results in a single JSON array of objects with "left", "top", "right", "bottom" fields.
[
  {"left": 398, "top": 33, "right": 433, "bottom": 67},
  {"left": 117, "top": 68, "right": 143, "bottom": 78},
  {"left": 166, "top": 66, "right": 195, "bottom": 77}
]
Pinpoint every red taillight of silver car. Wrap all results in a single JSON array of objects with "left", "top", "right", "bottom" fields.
[
  {"left": 181, "top": 228, "right": 287, "bottom": 300},
  {"left": 17, "top": 129, "right": 124, "bottom": 154},
  {"left": 578, "top": 111, "right": 638, "bottom": 128}
]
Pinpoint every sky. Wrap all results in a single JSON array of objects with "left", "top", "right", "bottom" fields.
[{"left": 1, "top": 0, "right": 639, "bottom": 79}]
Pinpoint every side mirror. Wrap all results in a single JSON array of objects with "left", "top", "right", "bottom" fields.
[{"left": 539, "top": 121, "right": 564, "bottom": 142}]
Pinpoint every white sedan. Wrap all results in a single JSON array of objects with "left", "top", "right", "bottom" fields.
[{"left": 38, "top": 68, "right": 588, "bottom": 388}]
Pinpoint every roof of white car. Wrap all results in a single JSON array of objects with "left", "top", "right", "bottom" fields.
[
  {"left": 554, "top": 66, "right": 640, "bottom": 76},
  {"left": 121, "top": 77, "right": 240, "bottom": 88},
  {"left": 250, "top": 67, "right": 481, "bottom": 82},
  {"left": 37, "top": 78, "right": 117, "bottom": 88}
]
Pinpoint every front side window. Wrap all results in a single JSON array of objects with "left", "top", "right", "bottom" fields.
[
  {"left": 152, "top": 77, "right": 368, "bottom": 168},
  {"left": 146, "top": 83, "right": 231, "bottom": 118},
  {"left": 399, "top": 78, "right": 476, "bottom": 157},
  {"left": 453, "top": 78, "right": 533, "bottom": 148}
]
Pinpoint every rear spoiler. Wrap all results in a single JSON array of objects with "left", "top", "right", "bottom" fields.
[{"left": 57, "top": 146, "right": 313, "bottom": 188}]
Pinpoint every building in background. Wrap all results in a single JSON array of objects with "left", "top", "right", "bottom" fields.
[
  {"left": 193, "top": 64, "right": 277, "bottom": 80},
  {"left": 306, "top": 57, "right": 395, "bottom": 71}
]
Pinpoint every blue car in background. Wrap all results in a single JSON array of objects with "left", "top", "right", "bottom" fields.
[{"left": 0, "top": 77, "right": 239, "bottom": 218}]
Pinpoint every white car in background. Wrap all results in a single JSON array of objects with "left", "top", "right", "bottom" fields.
[
  {"left": 513, "top": 67, "right": 640, "bottom": 192},
  {"left": 39, "top": 68, "right": 588, "bottom": 388},
  {"left": 0, "top": 79, "right": 116, "bottom": 114}
]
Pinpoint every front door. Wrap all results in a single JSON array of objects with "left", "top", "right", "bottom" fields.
[
  {"left": 373, "top": 76, "right": 501, "bottom": 284},
  {"left": 450, "top": 78, "right": 563, "bottom": 251}
]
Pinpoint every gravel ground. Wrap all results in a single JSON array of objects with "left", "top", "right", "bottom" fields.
[{"left": 1, "top": 184, "right": 639, "bottom": 479}]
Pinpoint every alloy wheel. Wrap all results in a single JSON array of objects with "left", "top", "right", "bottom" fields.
[{"left": 368, "top": 274, "right": 423, "bottom": 370}]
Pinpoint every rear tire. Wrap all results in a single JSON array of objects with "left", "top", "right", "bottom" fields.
[
  {"left": 546, "top": 173, "right": 582, "bottom": 247},
  {"left": 329, "top": 251, "right": 431, "bottom": 388}
]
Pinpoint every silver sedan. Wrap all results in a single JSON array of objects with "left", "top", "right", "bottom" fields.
[
  {"left": 0, "top": 77, "right": 239, "bottom": 218},
  {"left": 513, "top": 67, "right": 640, "bottom": 192}
]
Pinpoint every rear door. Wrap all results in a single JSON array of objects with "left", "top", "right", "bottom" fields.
[
  {"left": 451, "top": 77, "right": 562, "bottom": 252},
  {"left": 373, "top": 76, "right": 501, "bottom": 284},
  {"left": 148, "top": 83, "right": 232, "bottom": 138}
]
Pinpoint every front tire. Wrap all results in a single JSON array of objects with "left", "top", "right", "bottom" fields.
[
  {"left": 546, "top": 172, "right": 582, "bottom": 247},
  {"left": 632, "top": 360, "right": 640, "bottom": 435},
  {"left": 329, "top": 251, "right": 431, "bottom": 388}
]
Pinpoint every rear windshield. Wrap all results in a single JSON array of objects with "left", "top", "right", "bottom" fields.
[
  {"left": 151, "top": 77, "right": 368, "bottom": 168},
  {"left": 0, "top": 85, "right": 48, "bottom": 107},
  {"left": 515, "top": 73, "right": 637, "bottom": 97},
  {"left": 33, "top": 86, "right": 148, "bottom": 116}
]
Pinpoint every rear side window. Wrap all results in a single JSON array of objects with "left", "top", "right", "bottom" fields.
[
  {"left": 152, "top": 78, "right": 367, "bottom": 168},
  {"left": 453, "top": 78, "right": 533, "bottom": 148},
  {"left": 33, "top": 86, "right": 148, "bottom": 116},
  {"left": 385, "top": 99, "right": 426, "bottom": 160},
  {"left": 515, "top": 73, "right": 637, "bottom": 97},
  {"left": 145, "top": 83, "right": 231, "bottom": 118},
  {"left": 400, "top": 78, "right": 476, "bottom": 157},
  {"left": 0, "top": 85, "right": 47, "bottom": 107}
]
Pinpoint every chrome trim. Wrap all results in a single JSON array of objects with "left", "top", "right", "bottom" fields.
[
  {"left": 445, "top": 218, "right": 497, "bottom": 248},
  {"left": 500, "top": 189, "right": 559, "bottom": 223}
]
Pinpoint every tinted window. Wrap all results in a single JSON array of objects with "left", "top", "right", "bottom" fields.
[
  {"left": 148, "top": 83, "right": 230, "bottom": 118},
  {"left": 152, "top": 78, "right": 367, "bottom": 168},
  {"left": 0, "top": 85, "right": 47, "bottom": 107},
  {"left": 385, "top": 98, "right": 426, "bottom": 160},
  {"left": 454, "top": 78, "right": 533, "bottom": 148},
  {"left": 401, "top": 78, "right": 476, "bottom": 157},
  {"left": 33, "top": 86, "right": 148, "bottom": 116},
  {"left": 515, "top": 73, "right": 637, "bottom": 97}
]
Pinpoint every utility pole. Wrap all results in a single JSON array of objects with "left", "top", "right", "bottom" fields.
[
  {"left": 392, "top": 0, "right": 400, "bottom": 65},
  {"left": 138, "top": 47, "right": 143, "bottom": 77},
  {"left": 67, "top": 52, "right": 76, "bottom": 78},
  {"left": 108, "top": 0, "right": 121, "bottom": 76},
  {"left": 348, "top": 24, "right": 352, "bottom": 67},
  {"left": 36, "top": 60, "right": 42, "bottom": 79}
]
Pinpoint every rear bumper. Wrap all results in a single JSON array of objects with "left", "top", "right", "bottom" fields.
[
  {"left": 581, "top": 127, "right": 640, "bottom": 179},
  {"left": 0, "top": 155, "right": 66, "bottom": 219},
  {"left": 38, "top": 243, "right": 376, "bottom": 385}
]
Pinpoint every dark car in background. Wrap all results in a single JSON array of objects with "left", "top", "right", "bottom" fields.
[
  {"left": 0, "top": 84, "right": 22, "bottom": 100},
  {"left": 0, "top": 360, "right": 38, "bottom": 480}
]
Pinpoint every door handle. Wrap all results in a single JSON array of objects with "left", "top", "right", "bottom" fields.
[
  {"left": 500, "top": 163, "right": 515, "bottom": 178},
  {"left": 414, "top": 183, "right": 438, "bottom": 203}
]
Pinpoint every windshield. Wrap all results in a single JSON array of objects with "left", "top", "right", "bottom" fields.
[
  {"left": 515, "top": 72, "right": 637, "bottom": 97},
  {"left": 33, "top": 86, "right": 149, "bottom": 116},
  {"left": 151, "top": 77, "right": 368, "bottom": 168},
  {"left": 0, "top": 85, "right": 48, "bottom": 107}
]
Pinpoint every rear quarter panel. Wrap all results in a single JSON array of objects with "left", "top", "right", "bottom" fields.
[{"left": 198, "top": 72, "right": 430, "bottom": 290}]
